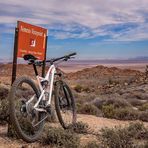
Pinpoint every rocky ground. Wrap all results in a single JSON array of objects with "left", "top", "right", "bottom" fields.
[
  {"left": 0, "top": 63, "right": 148, "bottom": 147},
  {"left": 0, "top": 114, "right": 147, "bottom": 148}
]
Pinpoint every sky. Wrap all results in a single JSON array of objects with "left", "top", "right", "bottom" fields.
[{"left": 0, "top": 0, "right": 148, "bottom": 60}]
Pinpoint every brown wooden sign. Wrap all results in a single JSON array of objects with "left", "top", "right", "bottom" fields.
[{"left": 17, "top": 21, "right": 47, "bottom": 60}]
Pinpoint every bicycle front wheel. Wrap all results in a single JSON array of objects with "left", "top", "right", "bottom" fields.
[
  {"left": 54, "top": 81, "right": 76, "bottom": 129},
  {"left": 9, "top": 77, "right": 45, "bottom": 142}
]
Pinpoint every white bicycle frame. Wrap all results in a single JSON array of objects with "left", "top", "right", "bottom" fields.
[{"left": 26, "top": 64, "right": 56, "bottom": 112}]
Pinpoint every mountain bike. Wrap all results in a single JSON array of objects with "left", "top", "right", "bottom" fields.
[{"left": 9, "top": 52, "right": 77, "bottom": 142}]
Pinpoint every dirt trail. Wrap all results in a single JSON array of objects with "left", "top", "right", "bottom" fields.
[
  {"left": 0, "top": 114, "right": 148, "bottom": 148},
  {"left": 78, "top": 114, "right": 130, "bottom": 132},
  {"left": 78, "top": 114, "right": 148, "bottom": 131}
]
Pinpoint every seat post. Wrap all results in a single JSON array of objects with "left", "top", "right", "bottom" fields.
[{"left": 33, "top": 64, "right": 38, "bottom": 76}]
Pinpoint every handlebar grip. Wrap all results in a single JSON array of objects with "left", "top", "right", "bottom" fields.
[{"left": 68, "top": 52, "right": 77, "bottom": 57}]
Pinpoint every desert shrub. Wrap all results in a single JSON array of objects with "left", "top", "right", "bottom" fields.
[
  {"left": 115, "top": 107, "right": 139, "bottom": 120},
  {"left": 7, "top": 124, "right": 18, "bottom": 138},
  {"left": 68, "top": 121, "right": 89, "bottom": 134},
  {"left": 0, "top": 99, "right": 9, "bottom": 124},
  {"left": 139, "top": 111, "right": 148, "bottom": 122},
  {"left": 74, "top": 85, "right": 83, "bottom": 93},
  {"left": 139, "top": 103, "right": 148, "bottom": 111},
  {"left": 129, "top": 92, "right": 148, "bottom": 100},
  {"left": 93, "top": 98, "right": 130, "bottom": 110},
  {"left": 102, "top": 104, "right": 116, "bottom": 118},
  {"left": 128, "top": 98, "right": 144, "bottom": 106},
  {"left": 108, "top": 78, "right": 120, "bottom": 85},
  {"left": 93, "top": 98, "right": 147, "bottom": 121},
  {"left": 0, "top": 85, "right": 9, "bottom": 100},
  {"left": 76, "top": 102, "right": 81, "bottom": 112},
  {"left": 108, "top": 78, "right": 114, "bottom": 85},
  {"left": 76, "top": 93, "right": 96, "bottom": 104},
  {"left": 101, "top": 105, "right": 140, "bottom": 121},
  {"left": 74, "top": 84, "right": 91, "bottom": 93},
  {"left": 127, "top": 122, "right": 148, "bottom": 140},
  {"left": 104, "top": 106, "right": 148, "bottom": 122},
  {"left": 127, "top": 77, "right": 136, "bottom": 84},
  {"left": 99, "top": 122, "right": 148, "bottom": 148},
  {"left": 83, "top": 86, "right": 91, "bottom": 93},
  {"left": 92, "top": 98, "right": 105, "bottom": 109},
  {"left": 75, "top": 93, "right": 97, "bottom": 111},
  {"left": 78, "top": 103, "right": 102, "bottom": 116},
  {"left": 83, "top": 141, "right": 100, "bottom": 148},
  {"left": 42, "top": 127, "right": 80, "bottom": 148},
  {"left": 100, "top": 126, "right": 134, "bottom": 148}
]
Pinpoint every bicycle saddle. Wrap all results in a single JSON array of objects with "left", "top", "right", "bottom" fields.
[{"left": 23, "top": 54, "right": 38, "bottom": 61}]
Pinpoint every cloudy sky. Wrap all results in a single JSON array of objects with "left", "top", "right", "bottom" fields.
[{"left": 0, "top": 0, "right": 148, "bottom": 60}]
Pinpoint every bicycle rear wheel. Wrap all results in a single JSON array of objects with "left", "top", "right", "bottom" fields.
[
  {"left": 54, "top": 81, "right": 76, "bottom": 129},
  {"left": 9, "top": 77, "right": 45, "bottom": 142}
]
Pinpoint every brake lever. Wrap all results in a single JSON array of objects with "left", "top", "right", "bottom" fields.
[
  {"left": 63, "top": 57, "right": 69, "bottom": 61},
  {"left": 64, "top": 56, "right": 75, "bottom": 61},
  {"left": 63, "top": 58, "right": 68, "bottom": 61}
]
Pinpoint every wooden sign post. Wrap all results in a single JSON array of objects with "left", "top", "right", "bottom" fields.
[
  {"left": 11, "top": 28, "right": 19, "bottom": 84},
  {"left": 11, "top": 21, "right": 48, "bottom": 84}
]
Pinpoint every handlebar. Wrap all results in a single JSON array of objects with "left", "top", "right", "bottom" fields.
[
  {"left": 67, "top": 52, "right": 77, "bottom": 57},
  {"left": 45, "top": 52, "right": 77, "bottom": 64},
  {"left": 23, "top": 52, "right": 77, "bottom": 66}
]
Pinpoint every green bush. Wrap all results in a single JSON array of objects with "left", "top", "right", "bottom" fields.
[
  {"left": 83, "top": 141, "right": 100, "bottom": 148},
  {"left": 127, "top": 122, "right": 148, "bottom": 140},
  {"left": 76, "top": 102, "right": 82, "bottom": 112},
  {"left": 100, "top": 126, "right": 133, "bottom": 148},
  {"left": 99, "top": 122, "right": 148, "bottom": 148},
  {"left": 139, "top": 111, "right": 148, "bottom": 122},
  {"left": 102, "top": 105, "right": 140, "bottom": 121},
  {"left": 139, "top": 103, "right": 148, "bottom": 111},
  {"left": 102, "top": 104, "right": 116, "bottom": 118},
  {"left": 75, "top": 93, "right": 96, "bottom": 105},
  {"left": 83, "top": 86, "right": 91, "bottom": 93},
  {"left": 74, "top": 85, "right": 83, "bottom": 93},
  {"left": 93, "top": 98, "right": 130, "bottom": 110},
  {"left": 108, "top": 78, "right": 114, "bottom": 85},
  {"left": 74, "top": 85, "right": 91, "bottom": 93},
  {"left": 115, "top": 107, "right": 139, "bottom": 120},
  {"left": 68, "top": 121, "right": 89, "bottom": 134},
  {"left": 78, "top": 103, "right": 102, "bottom": 116},
  {"left": 93, "top": 99, "right": 148, "bottom": 121},
  {"left": 42, "top": 127, "right": 80, "bottom": 148},
  {"left": 108, "top": 78, "right": 120, "bottom": 85},
  {"left": 128, "top": 98, "right": 144, "bottom": 106},
  {"left": 0, "top": 85, "right": 9, "bottom": 100},
  {"left": 0, "top": 99, "right": 9, "bottom": 124}
]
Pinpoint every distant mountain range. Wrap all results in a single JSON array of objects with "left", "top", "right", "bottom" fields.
[
  {"left": 0, "top": 56, "right": 148, "bottom": 64},
  {"left": 128, "top": 56, "right": 148, "bottom": 61}
]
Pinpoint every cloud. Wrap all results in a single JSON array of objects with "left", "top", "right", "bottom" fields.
[{"left": 0, "top": 0, "right": 148, "bottom": 41}]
